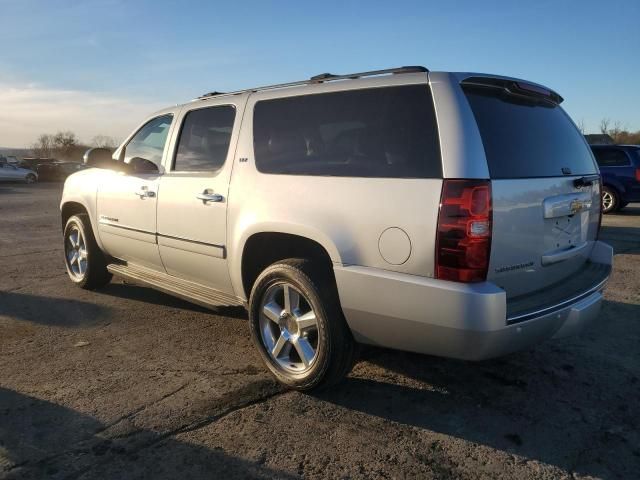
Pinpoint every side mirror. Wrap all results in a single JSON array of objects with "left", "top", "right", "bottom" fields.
[
  {"left": 129, "top": 157, "right": 159, "bottom": 173},
  {"left": 84, "top": 148, "right": 129, "bottom": 172}
]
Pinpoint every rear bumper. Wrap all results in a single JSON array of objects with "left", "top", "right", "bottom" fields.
[{"left": 333, "top": 241, "right": 613, "bottom": 360}]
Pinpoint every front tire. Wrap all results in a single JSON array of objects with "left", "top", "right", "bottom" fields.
[
  {"left": 249, "top": 259, "right": 355, "bottom": 391},
  {"left": 601, "top": 186, "right": 619, "bottom": 214},
  {"left": 25, "top": 174, "right": 37, "bottom": 184},
  {"left": 63, "top": 214, "right": 112, "bottom": 289}
]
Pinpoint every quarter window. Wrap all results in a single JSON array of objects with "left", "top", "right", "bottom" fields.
[
  {"left": 173, "top": 106, "right": 236, "bottom": 172},
  {"left": 593, "top": 148, "right": 631, "bottom": 167},
  {"left": 253, "top": 85, "right": 442, "bottom": 178},
  {"left": 123, "top": 114, "right": 173, "bottom": 171}
]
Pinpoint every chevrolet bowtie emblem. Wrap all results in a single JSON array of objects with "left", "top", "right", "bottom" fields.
[{"left": 569, "top": 199, "right": 583, "bottom": 214}]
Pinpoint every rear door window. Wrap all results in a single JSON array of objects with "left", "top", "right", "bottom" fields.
[
  {"left": 253, "top": 85, "right": 441, "bottom": 178},
  {"left": 173, "top": 106, "right": 236, "bottom": 172},
  {"left": 463, "top": 87, "right": 597, "bottom": 178},
  {"left": 592, "top": 148, "right": 631, "bottom": 167}
]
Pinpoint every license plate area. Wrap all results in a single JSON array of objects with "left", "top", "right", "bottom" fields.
[{"left": 549, "top": 214, "right": 582, "bottom": 250}]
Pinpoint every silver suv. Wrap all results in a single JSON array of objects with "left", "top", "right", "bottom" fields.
[{"left": 60, "top": 66, "right": 613, "bottom": 390}]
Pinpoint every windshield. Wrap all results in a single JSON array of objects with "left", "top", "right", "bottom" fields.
[{"left": 464, "top": 86, "right": 597, "bottom": 178}]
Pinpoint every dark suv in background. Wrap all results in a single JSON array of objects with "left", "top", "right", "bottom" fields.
[{"left": 591, "top": 144, "right": 640, "bottom": 213}]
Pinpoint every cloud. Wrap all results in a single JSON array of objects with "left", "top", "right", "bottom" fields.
[{"left": 0, "top": 82, "right": 167, "bottom": 148}]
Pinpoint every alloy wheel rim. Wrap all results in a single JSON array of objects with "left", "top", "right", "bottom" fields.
[
  {"left": 65, "top": 226, "right": 88, "bottom": 279},
  {"left": 602, "top": 192, "right": 613, "bottom": 211},
  {"left": 259, "top": 282, "right": 319, "bottom": 373}
]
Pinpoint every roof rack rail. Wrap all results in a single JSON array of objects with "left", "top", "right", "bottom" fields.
[{"left": 197, "top": 65, "right": 428, "bottom": 100}]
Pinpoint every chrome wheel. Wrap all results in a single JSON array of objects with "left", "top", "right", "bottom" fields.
[
  {"left": 259, "top": 282, "right": 319, "bottom": 373},
  {"left": 602, "top": 191, "right": 614, "bottom": 212},
  {"left": 65, "top": 225, "right": 88, "bottom": 279}
]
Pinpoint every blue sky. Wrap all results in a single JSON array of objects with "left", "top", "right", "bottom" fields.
[{"left": 0, "top": 0, "right": 638, "bottom": 146}]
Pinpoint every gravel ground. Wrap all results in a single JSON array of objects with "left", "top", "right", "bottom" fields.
[{"left": 1, "top": 182, "right": 638, "bottom": 480}]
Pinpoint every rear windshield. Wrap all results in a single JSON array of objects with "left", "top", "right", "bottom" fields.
[
  {"left": 464, "top": 87, "right": 597, "bottom": 178},
  {"left": 253, "top": 85, "right": 442, "bottom": 178}
]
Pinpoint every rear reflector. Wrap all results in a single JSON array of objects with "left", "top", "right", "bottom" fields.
[
  {"left": 436, "top": 179, "right": 492, "bottom": 283},
  {"left": 635, "top": 169, "right": 640, "bottom": 182}
]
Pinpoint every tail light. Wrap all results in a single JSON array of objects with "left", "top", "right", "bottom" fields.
[
  {"left": 436, "top": 179, "right": 492, "bottom": 282},
  {"left": 596, "top": 176, "right": 603, "bottom": 239},
  {"left": 635, "top": 169, "right": 640, "bottom": 182}
]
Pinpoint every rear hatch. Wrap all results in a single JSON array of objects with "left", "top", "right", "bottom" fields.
[{"left": 461, "top": 77, "right": 602, "bottom": 304}]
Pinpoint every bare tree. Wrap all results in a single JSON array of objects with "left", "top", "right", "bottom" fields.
[
  {"left": 609, "top": 121, "right": 625, "bottom": 143},
  {"left": 31, "top": 134, "right": 54, "bottom": 158},
  {"left": 30, "top": 131, "right": 90, "bottom": 161},
  {"left": 577, "top": 119, "right": 586, "bottom": 134},
  {"left": 599, "top": 118, "right": 611, "bottom": 135},
  {"left": 91, "top": 135, "right": 117, "bottom": 149},
  {"left": 52, "top": 131, "right": 78, "bottom": 159}
]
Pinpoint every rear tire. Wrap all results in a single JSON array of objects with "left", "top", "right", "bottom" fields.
[
  {"left": 63, "top": 214, "right": 112, "bottom": 289},
  {"left": 601, "top": 186, "right": 619, "bottom": 214},
  {"left": 249, "top": 258, "right": 356, "bottom": 391}
]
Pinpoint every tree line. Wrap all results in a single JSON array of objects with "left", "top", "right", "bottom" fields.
[
  {"left": 29, "top": 118, "right": 639, "bottom": 162},
  {"left": 597, "top": 119, "right": 640, "bottom": 144},
  {"left": 30, "top": 132, "right": 117, "bottom": 161},
  {"left": 578, "top": 118, "right": 640, "bottom": 144}
]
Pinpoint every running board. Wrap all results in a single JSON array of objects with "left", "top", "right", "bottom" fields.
[{"left": 107, "top": 263, "right": 246, "bottom": 309}]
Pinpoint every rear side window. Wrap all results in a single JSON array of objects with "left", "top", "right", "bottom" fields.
[
  {"left": 464, "top": 87, "right": 597, "bottom": 178},
  {"left": 173, "top": 106, "right": 236, "bottom": 172},
  {"left": 592, "top": 148, "right": 631, "bottom": 167},
  {"left": 253, "top": 85, "right": 441, "bottom": 178}
]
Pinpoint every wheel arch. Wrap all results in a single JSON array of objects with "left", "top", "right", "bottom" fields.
[
  {"left": 602, "top": 178, "right": 626, "bottom": 196},
  {"left": 61, "top": 201, "right": 89, "bottom": 230},
  {"left": 237, "top": 228, "right": 341, "bottom": 301},
  {"left": 60, "top": 199, "right": 105, "bottom": 251}
]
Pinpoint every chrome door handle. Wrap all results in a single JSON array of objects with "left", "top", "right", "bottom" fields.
[
  {"left": 196, "top": 191, "right": 224, "bottom": 203},
  {"left": 134, "top": 187, "right": 156, "bottom": 199}
]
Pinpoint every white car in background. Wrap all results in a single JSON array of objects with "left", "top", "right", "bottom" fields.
[{"left": 0, "top": 163, "right": 38, "bottom": 183}]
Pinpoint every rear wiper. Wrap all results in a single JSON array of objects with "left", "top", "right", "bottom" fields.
[{"left": 573, "top": 174, "right": 600, "bottom": 188}]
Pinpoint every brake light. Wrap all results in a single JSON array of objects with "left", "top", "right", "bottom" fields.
[
  {"left": 635, "top": 168, "right": 640, "bottom": 182},
  {"left": 436, "top": 179, "right": 492, "bottom": 282},
  {"left": 596, "top": 176, "right": 603, "bottom": 239}
]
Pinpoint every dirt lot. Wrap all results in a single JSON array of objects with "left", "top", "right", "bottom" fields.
[{"left": 1, "top": 182, "right": 638, "bottom": 480}]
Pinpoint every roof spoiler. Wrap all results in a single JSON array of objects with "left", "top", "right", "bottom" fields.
[{"left": 460, "top": 76, "right": 563, "bottom": 105}]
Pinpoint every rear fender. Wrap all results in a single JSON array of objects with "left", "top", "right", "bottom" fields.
[
  {"left": 602, "top": 175, "right": 626, "bottom": 196},
  {"left": 229, "top": 221, "right": 343, "bottom": 301}
]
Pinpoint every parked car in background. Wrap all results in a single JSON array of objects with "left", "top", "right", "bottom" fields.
[
  {"left": 37, "top": 162, "right": 88, "bottom": 182},
  {"left": 21, "top": 157, "right": 57, "bottom": 170},
  {"left": 0, "top": 163, "right": 38, "bottom": 183},
  {"left": 0, "top": 155, "right": 21, "bottom": 165},
  {"left": 60, "top": 66, "right": 612, "bottom": 390},
  {"left": 590, "top": 144, "right": 640, "bottom": 213}
]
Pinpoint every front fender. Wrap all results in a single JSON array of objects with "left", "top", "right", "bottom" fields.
[{"left": 60, "top": 169, "right": 103, "bottom": 249}]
